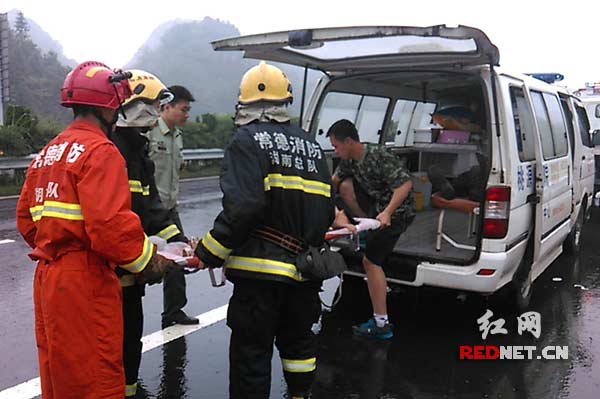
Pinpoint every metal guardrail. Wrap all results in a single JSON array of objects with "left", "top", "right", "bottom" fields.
[{"left": 0, "top": 149, "right": 225, "bottom": 171}]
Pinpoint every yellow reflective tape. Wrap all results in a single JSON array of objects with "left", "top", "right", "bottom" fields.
[
  {"left": 40, "top": 211, "right": 83, "bottom": 221},
  {"left": 119, "top": 274, "right": 136, "bottom": 287},
  {"left": 156, "top": 224, "right": 180, "bottom": 241},
  {"left": 263, "top": 173, "right": 331, "bottom": 198},
  {"left": 29, "top": 201, "right": 83, "bottom": 222},
  {"left": 129, "top": 180, "right": 150, "bottom": 196},
  {"left": 226, "top": 256, "right": 305, "bottom": 282},
  {"left": 129, "top": 180, "right": 142, "bottom": 192},
  {"left": 121, "top": 235, "right": 152, "bottom": 274},
  {"left": 125, "top": 382, "right": 137, "bottom": 397},
  {"left": 43, "top": 201, "right": 81, "bottom": 210},
  {"left": 202, "top": 232, "right": 232, "bottom": 260},
  {"left": 281, "top": 357, "right": 317, "bottom": 373}
]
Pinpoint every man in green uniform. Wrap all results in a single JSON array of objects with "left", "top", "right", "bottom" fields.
[
  {"left": 146, "top": 85, "right": 198, "bottom": 328},
  {"left": 328, "top": 119, "right": 415, "bottom": 340}
]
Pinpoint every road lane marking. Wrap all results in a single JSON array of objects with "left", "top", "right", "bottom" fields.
[
  {"left": 0, "top": 239, "right": 15, "bottom": 244},
  {"left": 142, "top": 304, "right": 228, "bottom": 352},
  {"left": 0, "top": 304, "right": 228, "bottom": 399}
]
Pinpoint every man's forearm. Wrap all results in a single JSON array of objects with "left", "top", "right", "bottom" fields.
[{"left": 384, "top": 181, "right": 412, "bottom": 215}]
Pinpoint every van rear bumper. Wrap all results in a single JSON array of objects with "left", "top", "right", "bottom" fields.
[{"left": 346, "top": 239, "right": 527, "bottom": 294}]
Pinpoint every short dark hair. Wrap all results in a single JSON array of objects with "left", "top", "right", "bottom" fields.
[
  {"left": 72, "top": 104, "right": 95, "bottom": 118},
  {"left": 326, "top": 119, "right": 359, "bottom": 142},
  {"left": 167, "top": 85, "right": 195, "bottom": 104}
]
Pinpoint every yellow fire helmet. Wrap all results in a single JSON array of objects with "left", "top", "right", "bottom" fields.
[
  {"left": 124, "top": 69, "right": 174, "bottom": 107},
  {"left": 238, "top": 61, "right": 293, "bottom": 105}
]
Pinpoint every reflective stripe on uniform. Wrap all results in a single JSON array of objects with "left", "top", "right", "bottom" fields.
[
  {"left": 226, "top": 256, "right": 305, "bottom": 282},
  {"left": 281, "top": 357, "right": 317, "bottom": 373},
  {"left": 156, "top": 224, "right": 180, "bottom": 241},
  {"left": 29, "top": 201, "right": 84, "bottom": 222},
  {"left": 129, "top": 180, "right": 150, "bottom": 196},
  {"left": 120, "top": 235, "right": 153, "bottom": 274},
  {"left": 125, "top": 382, "right": 137, "bottom": 397},
  {"left": 119, "top": 274, "right": 136, "bottom": 287},
  {"left": 202, "top": 232, "right": 232, "bottom": 260},
  {"left": 263, "top": 173, "right": 331, "bottom": 198}
]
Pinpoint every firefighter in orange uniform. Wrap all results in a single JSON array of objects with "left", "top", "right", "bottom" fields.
[{"left": 16, "top": 61, "right": 173, "bottom": 399}]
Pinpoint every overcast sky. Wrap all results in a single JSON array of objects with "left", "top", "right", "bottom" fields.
[{"left": 2, "top": 0, "right": 598, "bottom": 89}]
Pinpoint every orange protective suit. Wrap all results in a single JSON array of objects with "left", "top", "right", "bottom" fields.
[{"left": 16, "top": 120, "right": 153, "bottom": 399}]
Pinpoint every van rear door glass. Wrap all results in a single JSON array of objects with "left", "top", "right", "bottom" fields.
[
  {"left": 510, "top": 87, "right": 535, "bottom": 161},
  {"left": 285, "top": 36, "right": 477, "bottom": 59},
  {"left": 531, "top": 91, "right": 556, "bottom": 159},
  {"left": 543, "top": 93, "right": 568, "bottom": 157},
  {"left": 312, "top": 92, "right": 389, "bottom": 149}
]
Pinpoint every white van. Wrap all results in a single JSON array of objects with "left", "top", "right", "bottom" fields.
[
  {"left": 574, "top": 88, "right": 600, "bottom": 190},
  {"left": 213, "top": 26, "right": 595, "bottom": 309}
]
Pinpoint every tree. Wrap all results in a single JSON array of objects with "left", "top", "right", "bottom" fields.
[
  {"left": 7, "top": 26, "right": 71, "bottom": 123},
  {"left": 0, "top": 104, "right": 61, "bottom": 156},
  {"left": 181, "top": 112, "right": 234, "bottom": 149},
  {"left": 0, "top": 125, "right": 29, "bottom": 156},
  {"left": 14, "top": 12, "right": 29, "bottom": 40}
]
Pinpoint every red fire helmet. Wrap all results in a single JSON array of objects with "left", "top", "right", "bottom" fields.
[{"left": 61, "top": 61, "right": 133, "bottom": 110}]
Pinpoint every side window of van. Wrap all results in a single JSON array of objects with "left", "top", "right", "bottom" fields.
[
  {"left": 531, "top": 91, "right": 557, "bottom": 159},
  {"left": 356, "top": 96, "right": 390, "bottom": 143},
  {"left": 575, "top": 105, "right": 593, "bottom": 147},
  {"left": 558, "top": 96, "right": 576, "bottom": 160},
  {"left": 312, "top": 92, "right": 388, "bottom": 149},
  {"left": 543, "top": 93, "right": 568, "bottom": 157},
  {"left": 385, "top": 99, "right": 436, "bottom": 146},
  {"left": 510, "top": 87, "right": 535, "bottom": 161}
]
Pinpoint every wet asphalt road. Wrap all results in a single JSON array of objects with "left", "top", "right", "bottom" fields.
[{"left": 1, "top": 177, "right": 599, "bottom": 398}]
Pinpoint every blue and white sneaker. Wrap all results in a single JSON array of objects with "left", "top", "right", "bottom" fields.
[{"left": 352, "top": 318, "right": 394, "bottom": 340}]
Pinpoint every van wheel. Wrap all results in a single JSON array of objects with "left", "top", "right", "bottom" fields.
[
  {"left": 508, "top": 256, "right": 533, "bottom": 312},
  {"left": 564, "top": 207, "right": 584, "bottom": 255},
  {"left": 495, "top": 245, "right": 533, "bottom": 313}
]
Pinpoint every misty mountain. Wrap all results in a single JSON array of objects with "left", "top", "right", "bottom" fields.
[
  {"left": 7, "top": 9, "right": 77, "bottom": 68},
  {"left": 126, "top": 20, "right": 183, "bottom": 67},
  {"left": 127, "top": 17, "right": 322, "bottom": 117}
]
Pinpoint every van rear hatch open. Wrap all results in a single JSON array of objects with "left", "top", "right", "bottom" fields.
[{"left": 212, "top": 25, "right": 499, "bottom": 74}]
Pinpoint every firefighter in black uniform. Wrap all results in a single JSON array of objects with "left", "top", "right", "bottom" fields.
[
  {"left": 111, "top": 70, "right": 187, "bottom": 398},
  {"left": 195, "top": 61, "right": 334, "bottom": 399}
]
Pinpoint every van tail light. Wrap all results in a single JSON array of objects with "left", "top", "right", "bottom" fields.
[{"left": 483, "top": 186, "right": 511, "bottom": 239}]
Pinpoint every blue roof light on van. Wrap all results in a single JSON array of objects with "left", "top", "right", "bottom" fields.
[{"left": 525, "top": 73, "right": 565, "bottom": 84}]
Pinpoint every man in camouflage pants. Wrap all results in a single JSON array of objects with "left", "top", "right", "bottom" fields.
[{"left": 327, "top": 119, "right": 415, "bottom": 340}]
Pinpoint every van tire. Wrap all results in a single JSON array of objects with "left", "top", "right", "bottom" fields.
[
  {"left": 564, "top": 206, "right": 584, "bottom": 255},
  {"left": 507, "top": 254, "right": 533, "bottom": 312}
]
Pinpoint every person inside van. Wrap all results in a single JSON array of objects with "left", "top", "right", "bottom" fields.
[
  {"left": 427, "top": 151, "right": 489, "bottom": 202},
  {"left": 327, "top": 119, "right": 415, "bottom": 340}
]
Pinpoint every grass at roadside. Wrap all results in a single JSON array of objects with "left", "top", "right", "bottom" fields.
[
  {"left": 180, "top": 164, "right": 221, "bottom": 179},
  {"left": 0, "top": 184, "right": 21, "bottom": 197}
]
